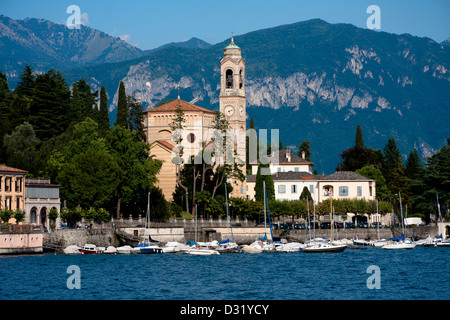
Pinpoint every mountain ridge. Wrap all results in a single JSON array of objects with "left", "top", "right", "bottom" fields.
[{"left": 2, "top": 17, "right": 449, "bottom": 173}]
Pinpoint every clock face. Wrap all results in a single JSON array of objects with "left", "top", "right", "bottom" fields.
[
  {"left": 224, "top": 106, "right": 234, "bottom": 116},
  {"left": 239, "top": 106, "right": 244, "bottom": 117}
]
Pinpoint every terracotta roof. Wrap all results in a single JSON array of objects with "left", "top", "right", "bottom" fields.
[
  {"left": 151, "top": 140, "right": 177, "bottom": 151},
  {"left": 144, "top": 99, "right": 215, "bottom": 115},
  {"left": 0, "top": 165, "right": 28, "bottom": 174}
]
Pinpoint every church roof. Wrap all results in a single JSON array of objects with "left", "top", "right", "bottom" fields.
[
  {"left": 144, "top": 99, "right": 215, "bottom": 115},
  {"left": 224, "top": 36, "right": 240, "bottom": 49}
]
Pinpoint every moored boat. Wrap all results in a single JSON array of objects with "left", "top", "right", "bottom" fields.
[{"left": 80, "top": 244, "right": 101, "bottom": 254}]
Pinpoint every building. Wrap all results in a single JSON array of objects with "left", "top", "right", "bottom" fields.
[
  {"left": 142, "top": 36, "right": 247, "bottom": 202},
  {"left": 250, "top": 149, "right": 314, "bottom": 175},
  {"left": 247, "top": 170, "right": 376, "bottom": 203},
  {"left": 24, "top": 178, "right": 61, "bottom": 229},
  {"left": 0, "top": 165, "right": 27, "bottom": 214}
]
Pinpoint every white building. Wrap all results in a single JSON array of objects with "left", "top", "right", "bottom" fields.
[{"left": 247, "top": 149, "right": 376, "bottom": 203}]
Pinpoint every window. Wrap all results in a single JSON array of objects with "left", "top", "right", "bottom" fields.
[
  {"left": 357, "top": 186, "right": 362, "bottom": 197},
  {"left": 309, "top": 185, "right": 314, "bottom": 194},
  {"left": 5, "top": 177, "right": 10, "bottom": 192},
  {"left": 240, "top": 187, "right": 244, "bottom": 194},
  {"left": 16, "top": 197, "right": 20, "bottom": 210},
  {"left": 278, "top": 185, "right": 286, "bottom": 194},
  {"left": 239, "top": 70, "right": 243, "bottom": 89},
  {"left": 0, "top": 176, "right": 2, "bottom": 190},
  {"left": 226, "top": 69, "right": 233, "bottom": 88},
  {"left": 339, "top": 186, "right": 349, "bottom": 197},
  {"left": 291, "top": 185, "right": 297, "bottom": 193},
  {"left": 294, "top": 167, "right": 299, "bottom": 172},
  {"left": 277, "top": 167, "right": 281, "bottom": 172}
]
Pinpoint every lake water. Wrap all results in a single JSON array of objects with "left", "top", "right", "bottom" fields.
[{"left": 0, "top": 246, "right": 448, "bottom": 304}]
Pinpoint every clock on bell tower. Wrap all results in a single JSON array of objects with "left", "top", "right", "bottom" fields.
[{"left": 219, "top": 35, "right": 247, "bottom": 198}]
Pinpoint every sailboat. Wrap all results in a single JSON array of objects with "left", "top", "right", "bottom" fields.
[
  {"left": 382, "top": 192, "right": 416, "bottom": 250},
  {"left": 369, "top": 200, "right": 387, "bottom": 247},
  {"left": 303, "top": 195, "right": 347, "bottom": 253},
  {"left": 138, "top": 192, "right": 163, "bottom": 254},
  {"left": 215, "top": 185, "right": 238, "bottom": 253},
  {"left": 186, "top": 205, "right": 220, "bottom": 255}
]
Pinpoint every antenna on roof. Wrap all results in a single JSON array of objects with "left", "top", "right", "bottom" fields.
[{"left": 177, "top": 87, "right": 180, "bottom": 100}]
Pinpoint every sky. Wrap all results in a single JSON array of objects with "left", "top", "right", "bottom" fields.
[{"left": 1, "top": 0, "right": 449, "bottom": 50}]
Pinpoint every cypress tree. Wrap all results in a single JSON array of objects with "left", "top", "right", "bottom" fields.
[
  {"left": 116, "top": 81, "right": 128, "bottom": 127},
  {"left": 15, "top": 65, "right": 35, "bottom": 97},
  {"left": 355, "top": 125, "right": 364, "bottom": 148},
  {"left": 70, "top": 83, "right": 83, "bottom": 124},
  {"left": 382, "top": 137, "right": 402, "bottom": 182},
  {"left": 99, "top": 86, "right": 110, "bottom": 136}
]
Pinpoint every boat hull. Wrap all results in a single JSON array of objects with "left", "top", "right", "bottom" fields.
[
  {"left": 381, "top": 243, "right": 416, "bottom": 250},
  {"left": 303, "top": 244, "right": 347, "bottom": 253},
  {"left": 140, "top": 247, "right": 163, "bottom": 254}
]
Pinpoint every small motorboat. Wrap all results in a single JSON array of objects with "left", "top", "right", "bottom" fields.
[
  {"left": 381, "top": 241, "right": 416, "bottom": 250},
  {"left": 80, "top": 244, "right": 102, "bottom": 254},
  {"left": 103, "top": 246, "right": 117, "bottom": 254},
  {"left": 63, "top": 245, "right": 81, "bottom": 254},
  {"left": 116, "top": 245, "right": 133, "bottom": 254}
]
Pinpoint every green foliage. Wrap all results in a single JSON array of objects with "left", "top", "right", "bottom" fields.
[
  {"left": 0, "top": 208, "right": 14, "bottom": 223},
  {"left": 98, "top": 86, "right": 110, "bottom": 136},
  {"left": 48, "top": 207, "right": 59, "bottom": 222},
  {"left": 116, "top": 81, "right": 128, "bottom": 127},
  {"left": 298, "top": 141, "right": 311, "bottom": 161},
  {"left": 3, "top": 122, "right": 40, "bottom": 172},
  {"left": 356, "top": 165, "right": 391, "bottom": 200},
  {"left": 254, "top": 157, "right": 275, "bottom": 203},
  {"left": 355, "top": 125, "right": 364, "bottom": 149}
]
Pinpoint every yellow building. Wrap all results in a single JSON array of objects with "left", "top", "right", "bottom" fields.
[
  {"left": 143, "top": 37, "right": 248, "bottom": 202},
  {"left": 0, "top": 165, "right": 27, "bottom": 214}
]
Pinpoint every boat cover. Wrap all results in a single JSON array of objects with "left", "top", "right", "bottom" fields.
[
  {"left": 388, "top": 234, "right": 405, "bottom": 241},
  {"left": 218, "top": 239, "right": 229, "bottom": 244}
]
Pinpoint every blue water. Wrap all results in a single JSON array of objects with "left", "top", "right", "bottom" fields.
[{"left": 0, "top": 246, "right": 448, "bottom": 300}]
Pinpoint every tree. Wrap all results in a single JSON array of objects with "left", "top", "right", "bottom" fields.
[
  {"left": 3, "top": 122, "right": 40, "bottom": 172},
  {"left": 106, "top": 125, "right": 161, "bottom": 218},
  {"left": 69, "top": 84, "right": 83, "bottom": 124},
  {"left": 298, "top": 141, "right": 311, "bottom": 161},
  {"left": 59, "top": 147, "right": 120, "bottom": 210},
  {"left": 300, "top": 186, "right": 313, "bottom": 202},
  {"left": 127, "top": 92, "right": 145, "bottom": 141},
  {"left": 337, "top": 126, "right": 382, "bottom": 172},
  {"left": 355, "top": 124, "right": 364, "bottom": 149},
  {"left": 254, "top": 157, "right": 275, "bottom": 203},
  {"left": 116, "top": 81, "right": 128, "bottom": 127},
  {"left": 76, "top": 79, "right": 98, "bottom": 120},
  {"left": 382, "top": 137, "right": 402, "bottom": 184},
  {"left": 356, "top": 165, "right": 391, "bottom": 200},
  {"left": 98, "top": 86, "right": 110, "bottom": 136},
  {"left": 14, "top": 65, "right": 35, "bottom": 98},
  {"left": 30, "top": 69, "right": 71, "bottom": 141}
]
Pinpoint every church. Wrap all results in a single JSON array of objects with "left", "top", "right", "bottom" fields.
[{"left": 142, "top": 36, "right": 247, "bottom": 202}]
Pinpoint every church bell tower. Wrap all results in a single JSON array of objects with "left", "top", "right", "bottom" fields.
[{"left": 219, "top": 35, "right": 246, "bottom": 198}]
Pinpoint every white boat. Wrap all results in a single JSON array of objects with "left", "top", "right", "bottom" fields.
[
  {"left": 161, "top": 242, "right": 190, "bottom": 253},
  {"left": 63, "top": 245, "right": 81, "bottom": 254},
  {"left": 370, "top": 239, "right": 388, "bottom": 247},
  {"left": 436, "top": 240, "right": 450, "bottom": 247},
  {"left": 103, "top": 246, "right": 117, "bottom": 254},
  {"left": 303, "top": 197, "right": 346, "bottom": 253},
  {"left": 303, "top": 242, "right": 347, "bottom": 253},
  {"left": 353, "top": 238, "right": 371, "bottom": 246},
  {"left": 187, "top": 247, "right": 220, "bottom": 255},
  {"left": 117, "top": 245, "right": 133, "bottom": 254},
  {"left": 381, "top": 241, "right": 416, "bottom": 250},
  {"left": 275, "top": 242, "right": 303, "bottom": 252},
  {"left": 240, "top": 245, "right": 262, "bottom": 254}
]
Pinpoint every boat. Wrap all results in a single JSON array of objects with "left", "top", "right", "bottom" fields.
[
  {"left": 103, "top": 246, "right": 117, "bottom": 254},
  {"left": 436, "top": 240, "right": 450, "bottom": 247},
  {"left": 63, "top": 245, "right": 81, "bottom": 254},
  {"left": 353, "top": 238, "right": 371, "bottom": 246},
  {"left": 381, "top": 193, "right": 416, "bottom": 250},
  {"left": 213, "top": 239, "right": 239, "bottom": 253},
  {"left": 303, "top": 242, "right": 347, "bottom": 253},
  {"left": 116, "top": 245, "right": 133, "bottom": 254},
  {"left": 79, "top": 244, "right": 102, "bottom": 254},
  {"left": 187, "top": 246, "right": 220, "bottom": 255},
  {"left": 303, "top": 196, "right": 346, "bottom": 253},
  {"left": 161, "top": 241, "right": 190, "bottom": 253},
  {"left": 275, "top": 241, "right": 303, "bottom": 252},
  {"left": 240, "top": 245, "right": 262, "bottom": 254},
  {"left": 138, "top": 241, "right": 163, "bottom": 254}
]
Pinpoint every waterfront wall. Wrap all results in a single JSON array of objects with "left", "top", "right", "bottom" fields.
[
  {"left": 0, "top": 232, "right": 43, "bottom": 254},
  {"left": 45, "top": 223, "right": 444, "bottom": 248}
]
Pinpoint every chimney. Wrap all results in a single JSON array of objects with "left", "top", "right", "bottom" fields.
[
  {"left": 302, "top": 151, "right": 305, "bottom": 159},
  {"left": 286, "top": 149, "right": 291, "bottom": 162}
]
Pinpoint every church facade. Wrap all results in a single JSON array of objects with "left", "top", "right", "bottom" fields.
[{"left": 142, "top": 36, "right": 247, "bottom": 202}]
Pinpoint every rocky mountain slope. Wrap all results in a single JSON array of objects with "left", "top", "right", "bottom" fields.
[{"left": 2, "top": 17, "right": 449, "bottom": 173}]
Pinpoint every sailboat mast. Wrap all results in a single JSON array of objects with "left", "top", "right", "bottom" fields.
[
  {"left": 376, "top": 200, "right": 380, "bottom": 240},
  {"left": 263, "top": 181, "right": 267, "bottom": 231},
  {"left": 330, "top": 195, "right": 333, "bottom": 245},
  {"left": 225, "top": 184, "right": 234, "bottom": 243},
  {"left": 399, "top": 192, "right": 404, "bottom": 235}
]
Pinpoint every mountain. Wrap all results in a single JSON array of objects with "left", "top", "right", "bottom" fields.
[
  {"left": 2, "top": 17, "right": 450, "bottom": 173},
  {"left": 0, "top": 15, "right": 144, "bottom": 86},
  {"left": 145, "top": 37, "right": 212, "bottom": 53}
]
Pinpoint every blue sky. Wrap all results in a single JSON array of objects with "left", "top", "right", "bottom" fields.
[{"left": 1, "top": 0, "right": 449, "bottom": 49}]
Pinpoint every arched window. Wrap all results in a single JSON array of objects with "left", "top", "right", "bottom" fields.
[
  {"left": 239, "top": 69, "right": 243, "bottom": 89},
  {"left": 226, "top": 69, "right": 233, "bottom": 88}
]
